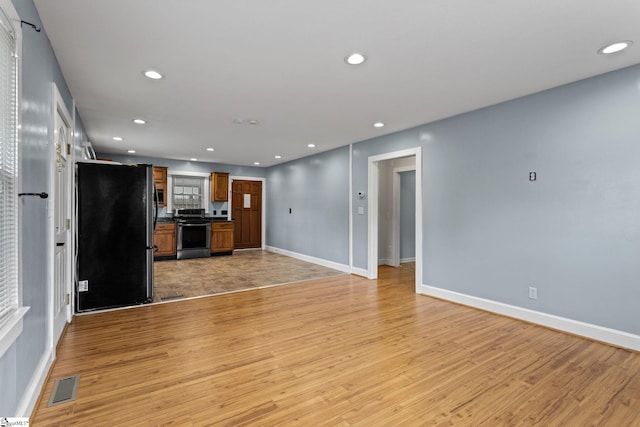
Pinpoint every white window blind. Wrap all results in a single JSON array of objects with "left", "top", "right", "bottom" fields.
[{"left": 0, "top": 5, "right": 19, "bottom": 326}]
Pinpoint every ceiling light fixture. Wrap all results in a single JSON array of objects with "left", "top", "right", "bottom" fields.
[
  {"left": 190, "top": 158, "right": 197, "bottom": 161},
  {"left": 307, "top": 143, "right": 316, "bottom": 148},
  {"left": 345, "top": 52, "right": 367, "bottom": 65},
  {"left": 254, "top": 162, "right": 261, "bottom": 165},
  {"left": 275, "top": 155, "right": 282, "bottom": 159},
  {"left": 144, "top": 70, "right": 164, "bottom": 79},
  {"left": 206, "top": 147, "right": 215, "bottom": 152},
  {"left": 373, "top": 122, "right": 385, "bottom": 128},
  {"left": 133, "top": 119, "right": 146, "bottom": 124},
  {"left": 127, "top": 150, "right": 136, "bottom": 153},
  {"left": 598, "top": 41, "right": 633, "bottom": 54},
  {"left": 113, "top": 136, "right": 123, "bottom": 141}
]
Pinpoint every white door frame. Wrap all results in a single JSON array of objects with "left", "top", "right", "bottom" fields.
[
  {"left": 228, "top": 175, "right": 266, "bottom": 249},
  {"left": 367, "top": 147, "right": 422, "bottom": 293},
  {"left": 48, "top": 83, "right": 73, "bottom": 353},
  {"left": 391, "top": 165, "right": 417, "bottom": 267}
]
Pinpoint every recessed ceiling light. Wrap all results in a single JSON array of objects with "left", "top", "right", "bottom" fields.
[
  {"left": 373, "top": 122, "right": 385, "bottom": 128},
  {"left": 254, "top": 162, "right": 261, "bottom": 165},
  {"left": 133, "top": 119, "right": 146, "bottom": 124},
  {"left": 274, "top": 155, "right": 282, "bottom": 159},
  {"left": 144, "top": 70, "right": 164, "bottom": 79},
  {"left": 307, "top": 143, "right": 316, "bottom": 148},
  {"left": 113, "top": 136, "right": 123, "bottom": 141},
  {"left": 190, "top": 158, "right": 197, "bottom": 161},
  {"left": 598, "top": 41, "right": 633, "bottom": 54},
  {"left": 345, "top": 52, "right": 367, "bottom": 65},
  {"left": 206, "top": 147, "right": 215, "bottom": 152},
  {"left": 248, "top": 119, "right": 259, "bottom": 125},
  {"left": 127, "top": 150, "right": 136, "bottom": 153}
]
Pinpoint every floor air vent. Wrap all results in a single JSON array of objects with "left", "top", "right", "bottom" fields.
[
  {"left": 161, "top": 294, "right": 185, "bottom": 301},
  {"left": 47, "top": 375, "right": 80, "bottom": 406}
]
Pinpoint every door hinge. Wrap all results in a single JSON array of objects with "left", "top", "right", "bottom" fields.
[
  {"left": 66, "top": 218, "right": 71, "bottom": 229},
  {"left": 67, "top": 143, "right": 71, "bottom": 155},
  {"left": 65, "top": 293, "right": 70, "bottom": 305}
]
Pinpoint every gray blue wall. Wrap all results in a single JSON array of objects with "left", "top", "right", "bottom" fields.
[
  {"left": 265, "top": 146, "right": 350, "bottom": 265},
  {"left": 351, "top": 64, "right": 640, "bottom": 335},
  {"left": 400, "top": 171, "right": 416, "bottom": 261},
  {"left": 1, "top": 0, "right": 83, "bottom": 415}
]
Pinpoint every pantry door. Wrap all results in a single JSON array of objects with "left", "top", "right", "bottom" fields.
[
  {"left": 231, "top": 180, "right": 262, "bottom": 249},
  {"left": 52, "top": 84, "right": 73, "bottom": 348}
]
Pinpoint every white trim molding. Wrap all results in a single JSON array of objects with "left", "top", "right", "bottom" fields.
[
  {"left": 350, "top": 267, "right": 369, "bottom": 278},
  {"left": 0, "top": 306, "right": 29, "bottom": 359},
  {"left": 367, "top": 147, "right": 422, "bottom": 293},
  {"left": 266, "top": 246, "right": 351, "bottom": 274},
  {"left": 420, "top": 284, "right": 640, "bottom": 352},
  {"left": 16, "top": 345, "right": 54, "bottom": 417}
]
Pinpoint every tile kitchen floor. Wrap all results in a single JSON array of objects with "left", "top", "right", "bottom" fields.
[{"left": 153, "top": 250, "right": 346, "bottom": 303}]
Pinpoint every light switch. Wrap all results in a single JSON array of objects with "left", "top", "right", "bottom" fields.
[{"left": 357, "top": 206, "right": 364, "bottom": 215}]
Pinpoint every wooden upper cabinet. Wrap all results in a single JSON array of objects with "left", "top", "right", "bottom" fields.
[
  {"left": 153, "top": 166, "right": 168, "bottom": 207},
  {"left": 153, "top": 166, "right": 167, "bottom": 183},
  {"left": 211, "top": 172, "right": 229, "bottom": 202}
]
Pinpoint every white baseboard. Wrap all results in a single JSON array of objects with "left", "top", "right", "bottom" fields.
[
  {"left": 265, "top": 246, "right": 351, "bottom": 274},
  {"left": 401, "top": 257, "right": 416, "bottom": 263},
  {"left": 420, "top": 284, "right": 640, "bottom": 352},
  {"left": 378, "top": 258, "right": 394, "bottom": 266},
  {"left": 351, "top": 267, "right": 369, "bottom": 278},
  {"left": 16, "top": 347, "right": 54, "bottom": 417}
]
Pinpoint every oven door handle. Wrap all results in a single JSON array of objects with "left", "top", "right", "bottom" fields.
[{"left": 178, "top": 222, "right": 211, "bottom": 227}]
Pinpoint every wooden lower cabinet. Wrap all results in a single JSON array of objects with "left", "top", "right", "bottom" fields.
[
  {"left": 211, "top": 222, "right": 234, "bottom": 253},
  {"left": 154, "top": 222, "right": 176, "bottom": 257}
]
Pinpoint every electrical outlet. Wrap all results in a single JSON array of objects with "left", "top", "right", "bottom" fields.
[
  {"left": 79, "top": 280, "right": 88, "bottom": 292},
  {"left": 528, "top": 286, "right": 537, "bottom": 300}
]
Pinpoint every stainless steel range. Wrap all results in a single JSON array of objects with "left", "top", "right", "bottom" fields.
[{"left": 175, "top": 208, "right": 211, "bottom": 259}]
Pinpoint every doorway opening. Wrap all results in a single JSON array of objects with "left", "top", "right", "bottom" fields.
[{"left": 367, "top": 147, "right": 422, "bottom": 293}]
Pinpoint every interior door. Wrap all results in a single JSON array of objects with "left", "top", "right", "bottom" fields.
[
  {"left": 53, "top": 100, "right": 72, "bottom": 344},
  {"left": 232, "top": 180, "right": 262, "bottom": 249}
]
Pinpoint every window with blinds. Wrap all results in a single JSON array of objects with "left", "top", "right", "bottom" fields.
[
  {"left": 172, "top": 175, "right": 205, "bottom": 210},
  {"left": 0, "top": 3, "right": 19, "bottom": 327}
]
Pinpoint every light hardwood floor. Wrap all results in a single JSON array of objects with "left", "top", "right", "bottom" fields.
[{"left": 33, "top": 263, "right": 640, "bottom": 426}]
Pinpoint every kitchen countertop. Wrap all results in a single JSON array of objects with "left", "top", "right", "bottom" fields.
[{"left": 156, "top": 217, "right": 232, "bottom": 223}]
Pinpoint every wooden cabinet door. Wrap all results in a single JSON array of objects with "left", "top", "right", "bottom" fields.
[
  {"left": 154, "top": 223, "right": 176, "bottom": 257},
  {"left": 153, "top": 166, "right": 167, "bottom": 183},
  {"left": 153, "top": 167, "right": 168, "bottom": 207},
  {"left": 211, "top": 172, "right": 229, "bottom": 202},
  {"left": 211, "top": 222, "right": 234, "bottom": 253}
]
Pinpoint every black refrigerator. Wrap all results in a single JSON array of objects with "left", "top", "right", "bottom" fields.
[{"left": 76, "top": 161, "right": 154, "bottom": 311}]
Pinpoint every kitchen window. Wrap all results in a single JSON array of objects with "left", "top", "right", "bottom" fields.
[
  {"left": 0, "top": 0, "right": 28, "bottom": 359},
  {"left": 172, "top": 175, "right": 204, "bottom": 210},
  {"left": 167, "top": 172, "right": 210, "bottom": 213}
]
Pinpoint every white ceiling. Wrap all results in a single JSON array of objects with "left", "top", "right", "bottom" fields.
[{"left": 34, "top": 0, "right": 640, "bottom": 167}]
